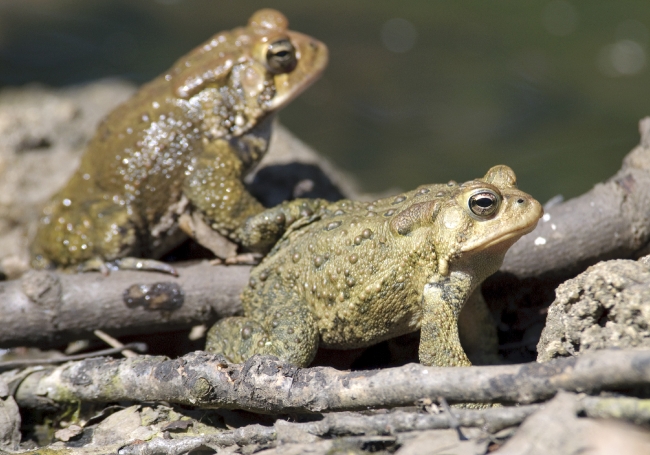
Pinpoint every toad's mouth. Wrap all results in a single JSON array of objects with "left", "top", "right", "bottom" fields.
[{"left": 460, "top": 217, "right": 540, "bottom": 253}]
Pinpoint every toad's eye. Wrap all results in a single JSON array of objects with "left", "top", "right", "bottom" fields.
[
  {"left": 266, "top": 39, "right": 297, "bottom": 74},
  {"left": 468, "top": 190, "right": 500, "bottom": 218}
]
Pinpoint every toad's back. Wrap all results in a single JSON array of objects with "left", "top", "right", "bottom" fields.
[{"left": 242, "top": 187, "right": 449, "bottom": 348}]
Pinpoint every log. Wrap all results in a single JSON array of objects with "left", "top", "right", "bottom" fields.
[{"left": 0, "top": 262, "right": 248, "bottom": 348}]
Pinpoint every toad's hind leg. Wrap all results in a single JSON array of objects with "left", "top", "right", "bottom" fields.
[
  {"left": 31, "top": 194, "right": 140, "bottom": 270},
  {"left": 205, "top": 287, "right": 319, "bottom": 367}
]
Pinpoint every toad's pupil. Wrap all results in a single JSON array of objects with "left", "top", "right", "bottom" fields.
[
  {"left": 267, "top": 39, "right": 297, "bottom": 73},
  {"left": 469, "top": 191, "right": 499, "bottom": 217}
]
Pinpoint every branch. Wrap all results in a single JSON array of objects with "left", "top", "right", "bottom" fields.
[
  {"left": 580, "top": 396, "right": 650, "bottom": 424},
  {"left": 117, "top": 405, "right": 541, "bottom": 455},
  {"left": 9, "top": 349, "right": 650, "bottom": 413},
  {"left": 0, "top": 262, "right": 248, "bottom": 349},
  {"left": 501, "top": 117, "right": 650, "bottom": 281},
  {"left": 112, "top": 395, "right": 650, "bottom": 455}
]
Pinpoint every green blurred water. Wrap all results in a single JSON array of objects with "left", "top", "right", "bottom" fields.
[{"left": 1, "top": 0, "right": 648, "bottom": 203}]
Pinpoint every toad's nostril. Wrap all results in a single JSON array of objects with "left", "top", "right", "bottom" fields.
[{"left": 517, "top": 198, "right": 525, "bottom": 204}]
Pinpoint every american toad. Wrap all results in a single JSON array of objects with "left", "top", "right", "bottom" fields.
[
  {"left": 30, "top": 9, "right": 327, "bottom": 272},
  {"left": 206, "top": 165, "right": 542, "bottom": 367}
]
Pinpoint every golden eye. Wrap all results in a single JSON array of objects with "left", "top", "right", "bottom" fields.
[
  {"left": 468, "top": 190, "right": 500, "bottom": 218},
  {"left": 266, "top": 39, "right": 297, "bottom": 73}
]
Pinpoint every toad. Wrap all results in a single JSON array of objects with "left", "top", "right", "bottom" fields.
[
  {"left": 206, "top": 165, "right": 542, "bottom": 367},
  {"left": 30, "top": 9, "right": 328, "bottom": 272}
]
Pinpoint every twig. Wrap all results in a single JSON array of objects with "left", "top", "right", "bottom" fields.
[
  {"left": 438, "top": 396, "right": 466, "bottom": 440},
  {"left": 0, "top": 343, "right": 147, "bottom": 371},
  {"left": 117, "top": 405, "right": 541, "bottom": 455},
  {"left": 580, "top": 396, "right": 650, "bottom": 424},
  {"left": 8, "top": 349, "right": 650, "bottom": 413},
  {"left": 93, "top": 330, "right": 137, "bottom": 358}
]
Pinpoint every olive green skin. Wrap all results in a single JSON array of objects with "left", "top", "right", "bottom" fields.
[
  {"left": 206, "top": 165, "right": 543, "bottom": 367},
  {"left": 31, "top": 9, "right": 327, "bottom": 269}
]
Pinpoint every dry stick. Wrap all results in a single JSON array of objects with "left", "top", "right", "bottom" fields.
[
  {"left": 501, "top": 117, "right": 650, "bottom": 281},
  {"left": 0, "top": 343, "right": 147, "bottom": 371},
  {"left": 117, "top": 405, "right": 541, "bottom": 455},
  {"left": 9, "top": 349, "right": 650, "bottom": 413},
  {"left": 119, "top": 425, "right": 277, "bottom": 455},
  {"left": 0, "top": 261, "right": 249, "bottom": 349},
  {"left": 438, "top": 396, "right": 466, "bottom": 440},
  {"left": 116, "top": 395, "right": 650, "bottom": 455},
  {"left": 579, "top": 396, "right": 650, "bottom": 424},
  {"left": 93, "top": 330, "right": 137, "bottom": 358}
]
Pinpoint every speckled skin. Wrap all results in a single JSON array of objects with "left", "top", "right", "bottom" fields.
[
  {"left": 30, "top": 9, "right": 327, "bottom": 269},
  {"left": 206, "top": 165, "right": 543, "bottom": 367}
]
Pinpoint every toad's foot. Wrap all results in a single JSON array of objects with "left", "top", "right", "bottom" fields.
[
  {"left": 237, "top": 198, "right": 329, "bottom": 252},
  {"left": 77, "top": 257, "right": 179, "bottom": 276}
]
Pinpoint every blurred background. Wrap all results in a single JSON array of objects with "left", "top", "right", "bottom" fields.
[{"left": 0, "top": 0, "right": 648, "bottom": 203}]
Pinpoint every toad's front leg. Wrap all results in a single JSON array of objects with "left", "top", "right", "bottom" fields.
[
  {"left": 183, "top": 139, "right": 266, "bottom": 245},
  {"left": 419, "top": 272, "right": 475, "bottom": 367},
  {"left": 184, "top": 139, "right": 327, "bottom": 255}
]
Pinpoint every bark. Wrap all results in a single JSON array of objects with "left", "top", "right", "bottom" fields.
[
  {"left": 0, "top": 262, "right": 248, "bottom": 349},
  {"left": 8, "top": 349, "right": 650, "bottom": 413}
]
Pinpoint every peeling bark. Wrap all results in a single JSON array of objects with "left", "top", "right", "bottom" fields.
[{"left": 9, "top": 349, "right": 650, "bottom": 413}]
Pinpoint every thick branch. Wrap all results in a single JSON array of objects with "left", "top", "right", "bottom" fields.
[
  {"left": 0, "top": 262, "right": 248, "bottom": 349},
  {"left": 9, "top": 349, "right": 650, "bottom": 413},
  {"left": 501, "top": 117, "right": 650, "bottom": 280}
]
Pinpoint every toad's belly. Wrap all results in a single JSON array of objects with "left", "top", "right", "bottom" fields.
[{"left": 313, "top": 297, "right": 422, "bottom": 349}]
